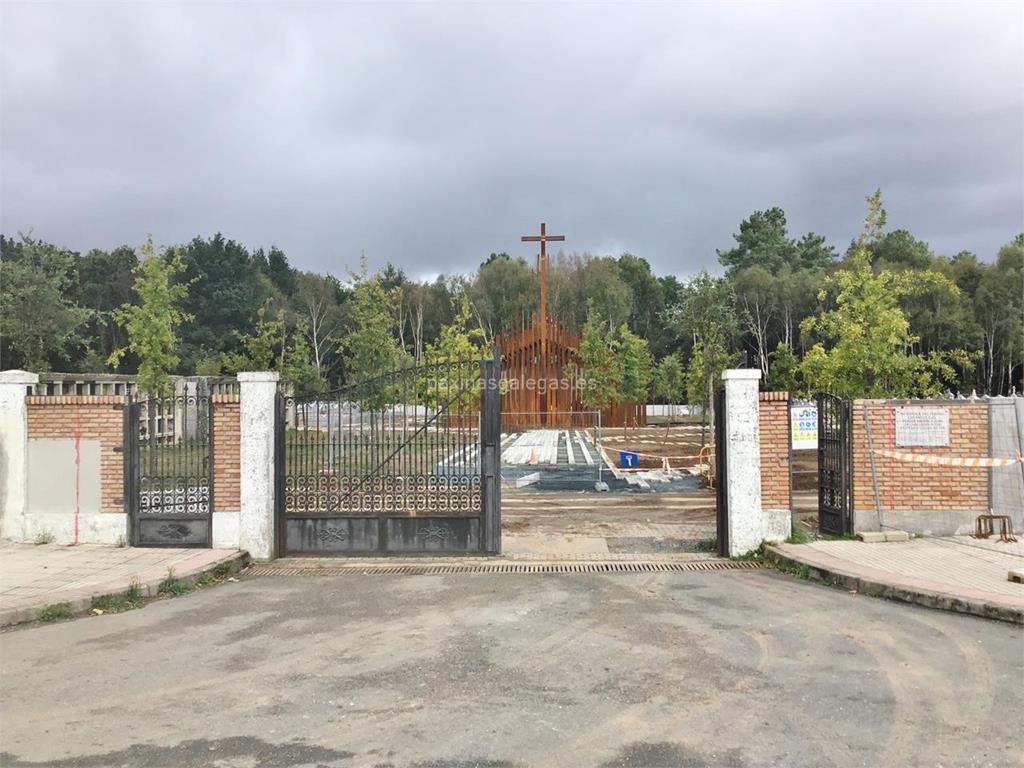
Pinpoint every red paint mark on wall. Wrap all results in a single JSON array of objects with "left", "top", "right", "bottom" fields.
[{"left": 74, "top": 408, "right": 81, "bottom": 545}]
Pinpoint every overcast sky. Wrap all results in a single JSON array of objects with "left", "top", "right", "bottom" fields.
[{"left": 2, "top": 1, "right": 1021, "bottom": 281}]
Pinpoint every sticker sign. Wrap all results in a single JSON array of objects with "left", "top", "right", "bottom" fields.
[
  {"left": 895, "top": 407, "right": 950, "bottom": 447},
  {"left": 790, "top": 405, "right": 818, "bottom": 450}
]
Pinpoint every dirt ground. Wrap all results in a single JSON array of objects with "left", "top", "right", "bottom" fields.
[
  {"left": 592, "top": 424, "right": 709, "bottom": 472},
  {"left": 502, "top": 488, "right": 718, "bottom": 556}
]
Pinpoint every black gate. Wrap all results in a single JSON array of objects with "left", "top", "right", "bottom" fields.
[
  {"left": 816, "top": 393, "right": 852, "bottom": 536},
  {"left": 124, "top": 393, "right": 213, "bottom": 547},
  {"left": 276, "top": 352, "right": 502, "bottom": 556},
  {"left": 714, "top": 388, "right": 729, "bottom": 557}
]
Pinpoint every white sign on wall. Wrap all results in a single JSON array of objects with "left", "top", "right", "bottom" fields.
[
  {"left": 790, "top": 405, "right": 818, "bottom": 450},
  {"left": 895, "top": 406, "right": 950, "bottom": 447}
]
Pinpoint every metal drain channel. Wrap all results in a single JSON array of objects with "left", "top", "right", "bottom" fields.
[{"left": 247, "top": 560, "right": 761, "bottom": 577}]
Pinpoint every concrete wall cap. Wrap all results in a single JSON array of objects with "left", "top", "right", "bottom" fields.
[
  {"left": 0, "top": 370, "right": 40, "bottom": 385},
  {"left": 721, "top": 369, "right": 762, "bottom": 382},
  {"left": 237, "top": 372, "right": 280, "bottom": 383}
]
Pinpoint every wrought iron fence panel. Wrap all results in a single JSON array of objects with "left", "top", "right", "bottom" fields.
[
  {"left": 277, "top": 354, "right": 501, "bottom": 555},
  {"left": 126, "top": 393, "right": 213, "bottom": 547},
  {"left": 816, "top": 393, "right": 852, "bottom": 536}
]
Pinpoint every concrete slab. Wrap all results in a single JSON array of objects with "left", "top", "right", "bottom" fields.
[
  {"left": 0, "top": 542, "right": 247, "bottom": 627},
  {"left": 767, "top": 536, "right": 1024, "bottom": 624}
]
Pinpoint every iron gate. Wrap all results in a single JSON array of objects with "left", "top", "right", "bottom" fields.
[
  {"left": 275, "top": 352, "right": 502, "bottom": 556},
  {"left": 714, "top": 388, "right": 729, "bottom": 557},
  {"left": 124, "top": 394, "right": 213, "bottom": 547},
  {"left": 816, "top": 393, "right": 852, "bottom": 536}
]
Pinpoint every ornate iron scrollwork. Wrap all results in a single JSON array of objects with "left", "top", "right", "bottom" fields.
[
  {"left": 315, "top": 526, "right": 348, "bottom": 543},
  {"left": 156, "top": 523, "right": 192, "bottom": 540},
  {"left": 419, "top": 523, "right": 450, "bottom": 543}
]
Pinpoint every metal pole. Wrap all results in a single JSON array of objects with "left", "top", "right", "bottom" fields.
[{"left": 1013, "top": 396, "right": 1024, "bottom": 503}]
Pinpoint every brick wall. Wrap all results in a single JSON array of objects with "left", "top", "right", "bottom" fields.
[
  {"left": 212, "top": 395, "right": 241, "bottom": 511},
  {"left": 758, "top": 392, "right": 791, "bottom": 511},
  {"left": 26, "top": 395, "right": 125, "bottom": 513},
  {"left": 851, "top": 400, "right": 989, "bottom": 531}
]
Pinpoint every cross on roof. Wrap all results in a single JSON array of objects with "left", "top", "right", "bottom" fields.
[{"left": 521, "top": 222, "right": 565, "bottom": 332}]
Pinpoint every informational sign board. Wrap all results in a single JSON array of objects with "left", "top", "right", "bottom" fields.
[
  {"left": 895, "top": 406, "right": 950, "bottom": 447},
  {"left": 790, "top": 405, "right": 818, "bottom": 450}
]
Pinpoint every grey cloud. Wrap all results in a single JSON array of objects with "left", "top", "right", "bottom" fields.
[{"left": 1, "top": 1, "right": 1021, "bottom": 281}]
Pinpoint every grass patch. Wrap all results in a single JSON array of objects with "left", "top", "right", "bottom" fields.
[
  {"left": 33, "top": 530, "right": 55, "bottom": 545},
  {"left": 731, "top": 542, "right": 767, "bottom": 562},
  {"left": 211, "top": 561, "right": 236, "bottom": 579},
  {"left": 786, "top": 527, "right": 812, "bottom": 545},
  {"left": 91, "top": 593, "right": 141, "bottom": 613},
  {"left": 157, "top": 568, "right": 193, "bottom": 597},
  {"left": 91, "top": 579, "right": 144, "bottom": 614},
  {"left": 39, "top": 603, "right": 73, "bottom": 622},
  {"left": 775, "top": 560, "right": 812, "bottom": 580}
]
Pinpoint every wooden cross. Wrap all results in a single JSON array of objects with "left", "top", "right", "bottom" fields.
[
  {"left": 522, "top": 223, "right": 565, "bottom": 423},
  {"left": 521, "top": 222, "right": 565, "bottom": 333}
]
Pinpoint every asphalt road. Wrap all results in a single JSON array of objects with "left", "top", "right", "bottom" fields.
[{"left": 0, "top": 569, "right": 1021, "bottom": 768}]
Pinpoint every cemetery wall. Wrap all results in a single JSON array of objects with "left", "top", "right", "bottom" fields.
[
  {"left": 758, "top": 392, "right": 791, "bottom": 514},
  {"left": 24, "top": 395, "right": 127, "bottom": 543},
  {"left": 850, "top": 399, "right": 991, "bottom": 536}
]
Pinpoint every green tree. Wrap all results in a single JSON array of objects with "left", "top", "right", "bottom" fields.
[
  {"left": 0, "top": 235, "right": 92, "bottom": 371},
  {"left": 220, "top": 303, "right": 325, "bottom": 396},
  {"left": 975, "top": 236, "right": 1024, "bottom": 393},
  {"left": 799, "top": 191, "right": 964, "bottom": 398},
  {"left": 469, "top": 253, "right": 537, "bottom": 340},
  {"left": 281, "top": 320, "right": 326, "bottom": 397},
  {"left": 221, "top": 302, "right": 282, "bottom": 372},
  {"left": 653, "top": 352, "right": 685, "bottom": 429},
  {"left": 262, "top": 245, "right": 297, "bottom": 296},
  {"left": 582, "top": 257, "right": 634, "bottom": 329},
  {"left": 654, "top": 353, "right": 684, "bottom": 404},
  {"left": 765, "top": 342, "right": 802, "bottom": 393},
  {"left": 341, "top": 265, "right": 409, "bottom": 409},
  {"left": 578, "top": 304, "right": 623, "bottom": 412},
  {"left": 73, "top": 245, "right": 138, "bottom": 371},
  {"left": 617, "top": 253, "right": 665, "bottom": 340},
  {"left": 294, "top": 271, "right": 348, "bottom": 385},
  {"left": 109, "top": 237, "right": 192, "bottom": 396},
  {"left": 718, "top": 207, "right": 835, "bottom": 275},
  {"left": 670, "top": 272, "right": 739, "bottom": 440},
  {"left": 733, "top": 266, "right": 778, "bottom": 378},
  {"left": 866, "top": 229, "right": 933, "bottom": 271},
  {"left": 423, "top": 294, "right": 485, "bottom": 409},
  {"left": 617, "top": 323, "right": 654, "bottom": 421},
  {"left": 176, "top": 234, "right": 274, "bottom": 370}
]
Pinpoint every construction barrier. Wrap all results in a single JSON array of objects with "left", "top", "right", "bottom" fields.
[{"left": 872, "top": 448, "right": 1024, "bottom": 468}]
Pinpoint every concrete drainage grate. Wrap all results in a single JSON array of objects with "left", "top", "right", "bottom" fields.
[{"left": 246, "top": 560, "right": 760, "bottom": 577}]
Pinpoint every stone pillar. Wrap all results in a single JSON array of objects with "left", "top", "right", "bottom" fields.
[
  {"left": 0, "top": 370, "right": 39, "bottom": 541},
  {"left": 238, "top": 372, "right": 278, "bottom": 560},
  {"left": 721, "top": 369, "right": 764, "bottom": 557}
]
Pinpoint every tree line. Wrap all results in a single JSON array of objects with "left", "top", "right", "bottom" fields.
[{"left": 1, "top": 190, "right": 1021, "bottom": 404}]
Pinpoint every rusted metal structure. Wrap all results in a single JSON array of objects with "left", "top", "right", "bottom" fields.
[{"left": 495, "top": 223, "right": 646, "bottom": 430}]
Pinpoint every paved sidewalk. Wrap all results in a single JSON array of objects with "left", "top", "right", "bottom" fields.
[
  {"left": 0, "top": 542, "right": 246, "bottom": 627},
  {"left": 768, "top": 536, "right": 1024, "bottom": 623}
]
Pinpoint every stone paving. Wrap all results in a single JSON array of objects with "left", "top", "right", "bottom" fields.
[
  {"left": 0, "top": 542, "right": 244, "bottom": 626},
  {"left": 772, "top": 535, "right": 1024, "bottom": 622}
]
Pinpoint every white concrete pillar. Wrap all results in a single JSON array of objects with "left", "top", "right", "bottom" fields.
[
  {"left": 0, "top": 370, "right": 39, "bottom": 541},
  {"left": 721, "top": 369, "right": 764, "bottom": 557},
  {"left": 238, "top": 372, "right": 278, "bottom": 560}
]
